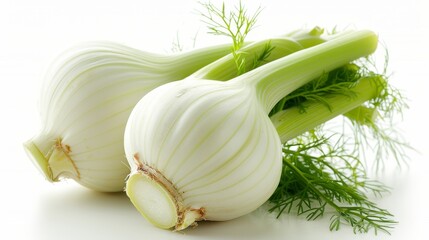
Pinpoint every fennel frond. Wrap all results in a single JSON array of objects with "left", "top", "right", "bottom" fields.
[{"left": 199, "top": 1, "right": 265, "bottom": 75}]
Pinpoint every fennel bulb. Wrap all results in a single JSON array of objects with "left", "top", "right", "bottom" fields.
[
  {"left": 124, "top": 30, "right": 378, "bottom": 230},
  {"left": 23, "top": 42, "right": 232, "bottom": 192},
  {"left": 24, "top": 30, "right": 326, "bottom": 192}
]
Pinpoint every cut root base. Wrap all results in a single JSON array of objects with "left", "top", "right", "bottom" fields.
[
  {"left": 23, "top": 140, "right": 53, "bottom": 181},
  {"left": 126, "top": 169, "right": 206, "bottom": 230},
  {"left": 126, "top": 172, "right": 179, "bottom": 229}
]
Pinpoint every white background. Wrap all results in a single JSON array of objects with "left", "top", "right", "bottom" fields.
[{"left": 1, "top": 0, "right": 428, "bottom": 239}]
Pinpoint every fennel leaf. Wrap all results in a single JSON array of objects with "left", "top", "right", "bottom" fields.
[
  {"left": 267, "top": 51, "right": 409, "bottom": 234},
  {"left": 269, "top": 132, "right": 396, "bottom": 234},
  {"left": 199, "top": 1, "right": 269, "bottom": 75}
]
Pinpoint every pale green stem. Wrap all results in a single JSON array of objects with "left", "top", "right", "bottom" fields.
[
  {"left": 166, "top": 44, "right": 232, "bottom": 78},
  {"left": 343, "top": 105, "right": 379, "bottom": 126},
  {"left": 235, "top": 30, "right": 378, "bottom": 113},
  {"left": 193, "top": 27, "right": 327, "bottom": 80},
  {"left": 193, "top": 38, "right": 303, "bottom": 80},
  {"left": 271, "top": 76, "right": 385, "bottom": 143}
]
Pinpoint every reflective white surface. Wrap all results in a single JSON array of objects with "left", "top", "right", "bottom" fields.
[{"left": 1, "top": 0, "right": 428, "bottom": 239}]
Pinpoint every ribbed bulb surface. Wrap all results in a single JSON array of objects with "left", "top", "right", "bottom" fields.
[
  {"left": 124, "top": 78, "right": 282, "bottom": 225},
  {"left": 27, "top": 42, "right": 229, "bottom": 192}
]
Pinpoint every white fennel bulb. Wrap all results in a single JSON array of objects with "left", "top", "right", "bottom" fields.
[
  {"left": 24, "top": 29, "right": 329, "bottom": 192},
  {"left": 24, "top": 42, "right": 231, "bottom": 192},
  {"left": 124, "top": 30, "right": 378, "bottom": 229}
]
